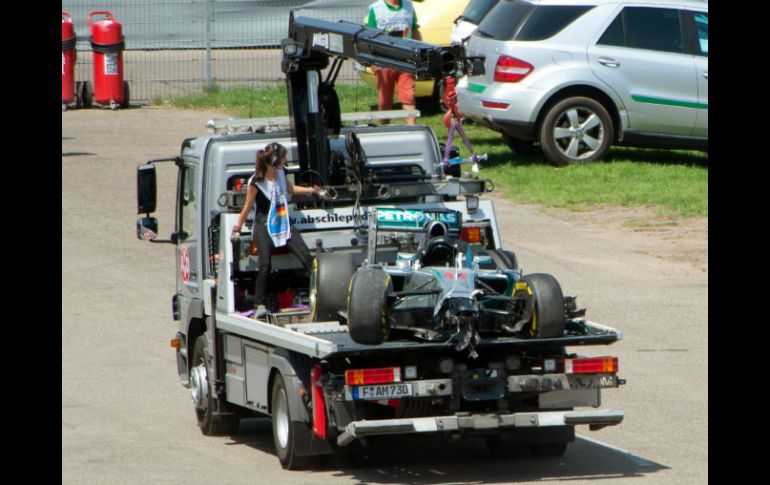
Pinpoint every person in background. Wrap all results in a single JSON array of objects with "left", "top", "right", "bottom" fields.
[
  {"left": 230, "top": 142, "right": 319, "bottom": 318},
  {"left": 365, "top": 0, "right": 422, "bottom": 125}
]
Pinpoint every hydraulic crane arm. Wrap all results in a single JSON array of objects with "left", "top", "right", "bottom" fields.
[{"left": 280, "top": 13, "right": 484, "bottom": 188}]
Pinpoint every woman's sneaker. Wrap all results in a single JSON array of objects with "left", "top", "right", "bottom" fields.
[{"left": 254, "top": 305, "right": 268, "bottom": 319}]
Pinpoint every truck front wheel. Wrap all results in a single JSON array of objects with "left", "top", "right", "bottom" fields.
[{"left": 190, "top": 335, "right": 238, "bottom": 436}]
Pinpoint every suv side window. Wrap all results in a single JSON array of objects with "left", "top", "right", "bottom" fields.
[
  {"left": 597, "top": 13, "right": 624, "bottom": 47},
  {"left": 693, "top": 12, "right": 708, "bottom": 56},
  {"left": 598, "top": 7, "right": 684, "bottom": 54}
]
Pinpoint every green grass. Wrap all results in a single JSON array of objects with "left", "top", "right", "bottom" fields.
[{"left": 167, "top": 83, "right": 708, "bottom": 218}]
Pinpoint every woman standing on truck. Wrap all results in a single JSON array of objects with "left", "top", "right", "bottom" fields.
[{"left": 230, "top": 142, "right": 320, "bottom": 318}]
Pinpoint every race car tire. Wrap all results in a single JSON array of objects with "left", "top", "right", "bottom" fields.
[
  {"left": 489, "top": 249, "right": 519, "bottom": 270},
  {"left": 310, "top": 253, "right": 357, "bottom": 322},
  {"left": 521, "top": 273, "right": 565, "bottom": 338},
  {"left": 347, "top": 267, "right": 391, "bottom": 345}
]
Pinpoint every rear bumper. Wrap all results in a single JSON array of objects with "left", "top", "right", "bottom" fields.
[{"left": 337, "top": 408, "right": 624, "bottom": 446}]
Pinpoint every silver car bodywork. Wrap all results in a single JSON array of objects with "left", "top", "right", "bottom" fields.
[{"left": 456, "top": 0, "right": 708, "bottom": 163}]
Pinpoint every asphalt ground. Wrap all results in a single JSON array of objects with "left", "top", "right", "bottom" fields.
[{"left": 62, "top": 106, "right": 708, "bottom": 484}]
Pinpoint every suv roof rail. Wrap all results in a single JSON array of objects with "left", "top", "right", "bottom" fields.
[{"left": 206, "top": 110, "right": 421, "bottom": 135}]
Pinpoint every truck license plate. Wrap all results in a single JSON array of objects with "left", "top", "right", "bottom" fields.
[
  {"left": 353, "top": 383, "right": 413, "bottom": 400},
  {"left": 569, "top": 375, "right": 617, "bottom": 389}
]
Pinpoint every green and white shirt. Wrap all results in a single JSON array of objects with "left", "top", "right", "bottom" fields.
[{"left": 366, "top": 0, "right": 419, "bottom": 38}]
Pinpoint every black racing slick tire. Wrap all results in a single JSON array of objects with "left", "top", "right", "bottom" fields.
[
  {"left": 271, "top": 373, "right": 314, "bottom": 470},
  {"left": 521, "top": 273, "right": 565, "bottom": 339},
  {"left": 310, "top": 253, "right": 357, "bottom": 322},
  {"left": 347, "top": 267, "right": 391, "bottom": 345},
  {"left": 190, "top": 336, "right": 239, "bottom": 436}
]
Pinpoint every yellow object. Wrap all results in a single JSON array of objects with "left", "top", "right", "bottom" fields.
[{"left": 357, "top": 0, "right": 470, "bottom": 99}]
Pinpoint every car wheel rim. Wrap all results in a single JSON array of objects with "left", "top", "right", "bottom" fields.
[
  {"left": 552, "top": 107, "right": 604, "bottom": 161},
  {"left": 275, "top": 388, "right": 290, "bottom": 449},
  {"left": 191, "top": 359, "right": 209, "bottom": 413}
]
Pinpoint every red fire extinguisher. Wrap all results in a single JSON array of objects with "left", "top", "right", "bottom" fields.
[
  {"left": 86, "top": 11, "right": 129, "bottom": 110},
  {"left": 62, "top": 12, "right": 82, "bottom": 110}
]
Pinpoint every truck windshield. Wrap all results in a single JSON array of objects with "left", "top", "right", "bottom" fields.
[{"left": 460, "top": 0, "right": 500, "bottom": 24}]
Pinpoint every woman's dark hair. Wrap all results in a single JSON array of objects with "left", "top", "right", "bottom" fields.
[{"left": 254, "top": 142, "right": 287, "bottom": 181}]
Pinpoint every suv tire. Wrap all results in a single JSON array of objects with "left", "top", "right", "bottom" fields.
[{"left": 539, "top": 96, "right": 613, "bottom": 166}]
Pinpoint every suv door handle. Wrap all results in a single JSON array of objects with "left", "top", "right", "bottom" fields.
[
  {"left": 597, "top": 57, "right": 620, "bottom": 68},
  {"left": 703, "top": 71, "right": 708, "bottom": 80}
]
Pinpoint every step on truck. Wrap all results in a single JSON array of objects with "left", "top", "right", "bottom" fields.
[{"left": 136, "top": 14, "right": 625, "bottom": 469}]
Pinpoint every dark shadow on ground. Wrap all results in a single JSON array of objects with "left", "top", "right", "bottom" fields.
[
  {"left": 229, "top": 418, "right": 668, "bottom": 483},
  {"left": 62, "top": 152, "right": 96, "bottom": 157}
]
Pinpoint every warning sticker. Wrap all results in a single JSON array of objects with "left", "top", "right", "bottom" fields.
[
  {"left": 180, "top": 246, "right": 191, "bottom": 284},
  {"left": 104, "top": 53, "right": 118, "bottom": 75}
]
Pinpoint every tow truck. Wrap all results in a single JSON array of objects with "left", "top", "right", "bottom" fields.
[{"left": 136, "top": 14, "right": 625, "bottom": 469}]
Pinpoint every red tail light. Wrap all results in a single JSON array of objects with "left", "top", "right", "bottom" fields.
[
  {"left": 494, "top": 55, "right": 534, "bottom": 83},
  {"left": 345, "top": 367, "right": 401, "bottom": 385},
  {"left": 481, "top": 100, "right": 510, "bottom": 109},
  {"left": 461, "top": 227, "right": 482, "bottom": 243},
  {"left": 566, "top": 357, "right": 618, "bottom": 374}
]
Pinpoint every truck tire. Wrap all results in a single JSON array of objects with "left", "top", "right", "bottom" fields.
[
  {"left": 310, "top": 253, "right": 357, "bottom": 322},
  {"left": 521, "top": 273, "right": 565, "bottom": 338},
  {"left": 190, "top": 335, "right": 239, "bottom": 436},
  {"left": 347, "top": 267, "right": 391, "bottom": 345},
  {"left": 271, "top": 373, "right": 314, "bottom": 469}
]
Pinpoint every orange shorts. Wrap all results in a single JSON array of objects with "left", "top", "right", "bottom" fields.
[{"left": 374, "top": 68, "right": 416, "bottom": 109}]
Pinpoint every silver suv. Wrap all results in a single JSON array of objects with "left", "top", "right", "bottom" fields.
[{"left": 456, "top": 0, "right": 708, "bottom": 165}]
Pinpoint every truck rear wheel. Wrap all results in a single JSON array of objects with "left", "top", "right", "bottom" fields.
[
  {"left": 521, "top": 273, "right": 565, "bottom": 338},
  {"left": 347, "top": 267, "right": 391, "bottom": 345},
  {"left": 310, "top": 253, "right": 357, "bottom": 322},
  {"left": 190, "top": 335, "right": 239, "bottom": 436},
  {"left": 271, "top": 373, "right": 314, "bottom": 469}
]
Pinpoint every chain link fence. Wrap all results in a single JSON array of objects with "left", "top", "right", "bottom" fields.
[{"left": 63, "top": 1, "right": 371, "bottom": 103}]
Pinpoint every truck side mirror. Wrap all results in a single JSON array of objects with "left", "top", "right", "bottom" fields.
[
  {"left": 137, "top": 164, "right": 157, "bottom": 214},
  {"left": 137, "top": 216, "right": 158, "bottom": 241}
]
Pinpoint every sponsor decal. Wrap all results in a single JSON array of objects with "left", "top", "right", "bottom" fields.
[{"left": 180, "top": 246, "right": 191, "bottom": 284}]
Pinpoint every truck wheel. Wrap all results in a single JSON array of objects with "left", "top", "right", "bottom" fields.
[
  {"left": 347, "top": 267, "right": 391, "bottom": 345},
  {"left": 489, "top": 249, "right": 519, "bottom": 270},
  {"left": 271, "top": 373, "right": 313, "bottom": 469},
  {"left": 190, "top": 335, "right": 239, "bottom": 436},
  {"left": 521, "top": 273, "right": 565, "bottom": 338},
  {"left": 310, "top": 253, "right": 357, "bottom": 322}
]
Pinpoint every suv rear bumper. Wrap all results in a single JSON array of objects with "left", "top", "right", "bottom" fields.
[
  {"left": 465, "top": 116, "right": 536, "bottom": 142},
  {"left": 337, "top": 408, "right": 624, "bottom": 446}
]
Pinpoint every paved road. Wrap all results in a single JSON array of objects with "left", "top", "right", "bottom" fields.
[{"left": 62, "top": 106, "right": 707, "bottom": 484}]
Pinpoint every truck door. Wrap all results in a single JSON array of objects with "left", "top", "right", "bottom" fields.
[{"left": 176, "top": 163, "right": 200, "bottom": 299}]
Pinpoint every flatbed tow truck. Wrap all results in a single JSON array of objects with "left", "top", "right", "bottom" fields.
[{"left": 136, "top": 14, "right": 625, "bottom": 469}]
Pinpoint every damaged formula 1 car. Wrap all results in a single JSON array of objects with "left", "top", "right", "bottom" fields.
[{"left": 312, "top": 205, "right": 586, "bottom": 354}]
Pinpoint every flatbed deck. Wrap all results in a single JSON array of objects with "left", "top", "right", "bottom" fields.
[{"left": 215, "top": 311, "right": 622, "bottom": 359}]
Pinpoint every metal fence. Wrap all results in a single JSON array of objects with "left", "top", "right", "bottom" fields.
[{"left": 63, "top": 1, "right": 371, "bottom": 103}]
